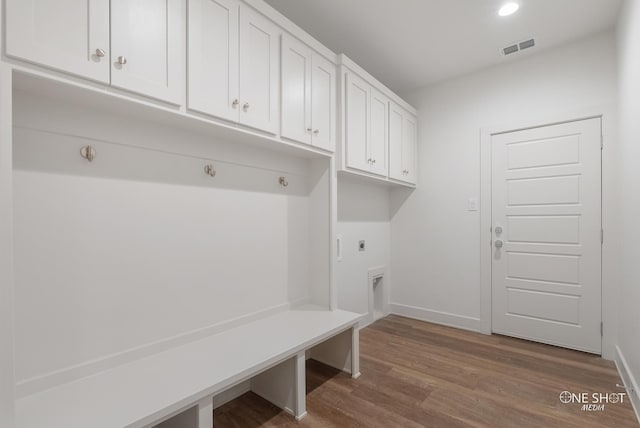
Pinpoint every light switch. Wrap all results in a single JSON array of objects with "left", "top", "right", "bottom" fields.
[{"left": 468, "top": 198, "right": 479, "bottom": 211}]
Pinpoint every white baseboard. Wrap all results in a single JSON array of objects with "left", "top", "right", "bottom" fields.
[
  {"left": 615, "top": 345, "right": 640, "bottom": 424},
  {"left": 16, "top": 300, "right": 306, "bottom": 398},
  {"left": 389, "top": 303, "right": 483, "bottom": 333}
]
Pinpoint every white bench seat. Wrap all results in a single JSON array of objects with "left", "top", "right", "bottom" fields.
[{"left": 15, "top": 306, "right": 362, "bottom": 428}]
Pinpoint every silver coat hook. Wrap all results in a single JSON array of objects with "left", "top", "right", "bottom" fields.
[
  {"left": 80, "top": 145, "right": 96, "bottom": 162},
  {"left": 204, "top": 164, "right": 216, "bottom": 177},
  {"left": 279, "top": 176, "right": 289, "bottom": 187}
]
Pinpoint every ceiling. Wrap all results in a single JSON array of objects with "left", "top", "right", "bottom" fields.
[{"left": 264, "top": 0, "right": 622, "bottom": 95}]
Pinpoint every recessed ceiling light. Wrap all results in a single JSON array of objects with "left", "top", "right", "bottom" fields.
[{"left": 499, "top": 2, "right": 519, "bottom": 16}]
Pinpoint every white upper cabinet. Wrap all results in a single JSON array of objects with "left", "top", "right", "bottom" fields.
[
  {"left": 310, "top": 54, "right": 336, "bottom": 152},
  {"left": 369, "top": 88, "right": 388, "bottom": 176},
  {"left": 281, "top": 35, "right": 336, "bottom": 151},
  {"left": 111, "top": 0, "right": 185, "bottom": 104},
  {"left": 239, "top": 5, "right": 280, "bottom": 134},
  {"left": 188, "top": 1, "right": 279, "bottom": 134},
  {"left": 389, "top": 101, "right": 418, "bottom": 184},
  {"left": 345, "top": 72, "right": 388, "bottom": 177},
  {"left": 345, "top": 72, "right": 370, "bottom": 172},
  {"left": 188, "top": 0, "right": 239, "bottom": 122},
  {"left": 340, "top": 55, "right": 417, "bottom": 186},
  {"left": 281, "top": 35, "right": 312, "bottom": 144},
  {"left": 6, "top": 0, "right": 184, "bottom": 104},
  {"left": 5, "top": 0, "right": 110, "bottom": 83}
]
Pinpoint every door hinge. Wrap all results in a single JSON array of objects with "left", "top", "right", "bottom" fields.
[
  {"left": 601, "top": 229, "right": 604, "bottom": 244},
  {"left": 601, "top": 322, "right": 604, "bottom": 336}
]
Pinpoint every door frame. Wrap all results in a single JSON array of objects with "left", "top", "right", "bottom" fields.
[{"left": 479, "top": 111, "right": 605, "bottom": 344}]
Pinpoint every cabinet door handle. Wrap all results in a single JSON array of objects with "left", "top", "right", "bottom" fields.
[
  {"left": 372, "top": 159, "right": 376, "bottom": 164},
  {"left": 243, "top": 102, "right": 250, "bottom": 112},
  {"left": 95, "top": 48, "right": 106, "bottom": 58},
  {"left": 232, "top": 99, "right": 239, "bottom": 108},
  {"left": 313, "top": 129, "right": 319, "bottom": 135},
  {"left": 307, "top": 128, "right": 312, "bottom": 132},
  {"left": 117, "top": 56, "right": 127, "bottom": 65},
  {"left": 367, "top": 158, "right": 372, "bottom": 164}
]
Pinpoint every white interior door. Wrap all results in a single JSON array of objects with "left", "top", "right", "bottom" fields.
[
  {"left": 111, "top": 0, "right": 184, "bottom": 104},
  {"left": 239, "top": 5, "right": 279, "bottom": 134},
  {"left": 5, "top": 0, "right": 110, "bottom": 83},
  {"left": 491, "top": 117, "right": 602, "bottom": 354},
  {"left": 187, "top": 0, "right": 239, "bottom": 122}
]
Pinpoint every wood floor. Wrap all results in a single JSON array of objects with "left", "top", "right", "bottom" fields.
[{"left": 214, "top": 315, "right": 638, "bottom": 428}]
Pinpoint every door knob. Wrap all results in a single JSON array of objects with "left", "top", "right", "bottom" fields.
[
  {"left": 495, "top": 239, "right": 504, "bottom": 248},
  {"left": 95, "top": 48, "right": 106, "bottom": 58},
  {"left": 495, "top": 225, "right": 503, "bottom": 234},
  {"left": 307, "top": 128, "right": 312, "bottom": 132},
  {"left": 313, "top": 129, "right": 319, "bottom": 135},
  {"left": 117, "top": 56, "right": 127, "bottom": 65},
  {"left": 243, "top": 102, "right": 250, "bottom": 112},
  {"left": 232, "top": 99, "right": 239, "bottom": 108}
]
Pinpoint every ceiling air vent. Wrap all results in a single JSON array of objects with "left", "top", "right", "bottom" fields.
[{"left": 501, "top": 38, "right": 536, "bottom": 56}]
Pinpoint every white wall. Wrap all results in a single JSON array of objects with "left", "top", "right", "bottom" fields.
[
  {"left": 615, "top": 0, "right": 640, "bottom": 417},
  {"left": 11, "top": 89, "right": 319, "bottom": 396},
  {"left": 391, "top": 32, "right": 619, "bottom": 356},
  {"left": 336, "top": 176, "right": 390, "bottom": 325},
  {"left": 0, "top": 69, "right": 16, "bottom": 428}
]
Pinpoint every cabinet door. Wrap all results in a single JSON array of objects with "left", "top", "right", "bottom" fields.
[
  {"left": 310, "top": 54, "right": 336, "bottom": 152},
  {"left": 5, "top": 0, "right": 110, "bottom": 83},
  {"left": 345, "top": 72, "right": 369, "bottom": 172},
  {"left": 281, "top": 35, "right": 311, "bottom": 144},
  {"left": 188, "top": 0, "right": 239, "bottom": 122},
  {"left": 388, "top": 102, "right": 405, "bottom": 181},
  {"left": 403, "top": 114, "right": 418, "bottom": 184},
  {"left": 239, "top": 5, "right": 280, "bottom": 134},
  {"left": 111, "top": 0, "right": 185, "bottom": 104},
  {"left": 369, "top": 88, "right": 389, "bottom": 176}
]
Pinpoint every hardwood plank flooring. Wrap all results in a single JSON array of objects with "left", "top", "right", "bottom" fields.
[{"left": 214, "top": 315, "right": 638, "bottom": 427}]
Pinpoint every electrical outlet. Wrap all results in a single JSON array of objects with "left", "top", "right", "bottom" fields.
[{"left": 359, "top": 240, "right": 365, "bottom": 251}]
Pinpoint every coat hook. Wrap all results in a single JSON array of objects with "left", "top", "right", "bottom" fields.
[
  {"left": 204, "top": 164, "right": 216, "bottom": 177},
  {"left": 279, "top": 176, "right": 289, "bottom": 187},
  {"left": 80, "top": 145, "right": 96, "bottom": 162}
]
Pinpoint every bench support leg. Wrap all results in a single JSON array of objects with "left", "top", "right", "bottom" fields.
[
  {"left": 294, "top": 351, "right": 307, "bottom": 420},
  {"left": 308, "top": 325, "right": 360, "bottom": 378},
  {"left": 351, "top": 326, "right": 361, "bottom": 379},
  {"left": 197, "top": 396, "right": 213, "bottom": 428}
]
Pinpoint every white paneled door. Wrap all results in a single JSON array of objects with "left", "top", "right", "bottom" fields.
[{"left": 491, "top": 118, "right": 602, "bottom": 354}]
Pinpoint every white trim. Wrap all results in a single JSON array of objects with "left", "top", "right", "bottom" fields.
[
  {"left": 15, "top": 299, "right": 309, "bottom": 397},
  {"left": 615, "top": 346, "right": 640, "bottom": 424},
  {"left": 389, "top": 303, "right": 483, "bottom": 333},
  {"left": 480, "top": 110, "right": 607, "bottom": 344}
]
